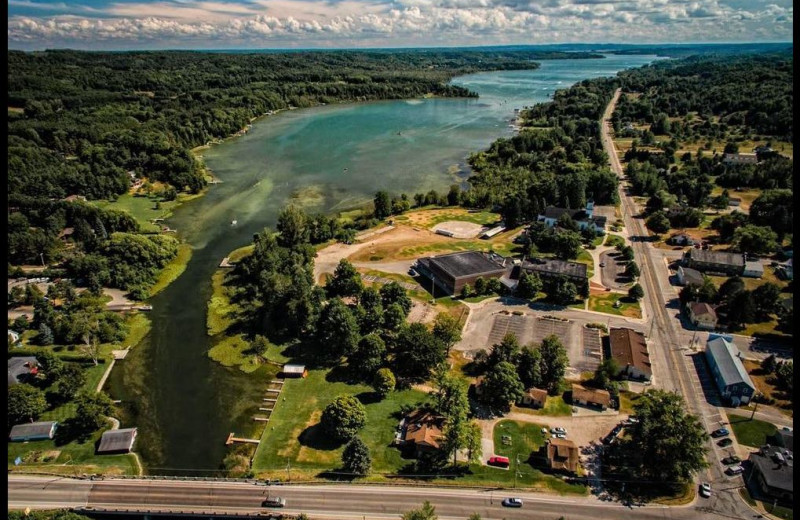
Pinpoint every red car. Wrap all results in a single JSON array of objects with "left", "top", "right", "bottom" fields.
[{"left": 488, "top": 456, "right": 510, "bottom": 468}]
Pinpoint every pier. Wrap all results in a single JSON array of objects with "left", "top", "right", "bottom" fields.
[{"left": 224, "top": 433, "right": 260, "bottom": 446}]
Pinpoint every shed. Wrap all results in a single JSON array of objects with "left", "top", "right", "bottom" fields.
[
  {"left": 281, "top": 364, "right": 307, "bottom": 378},
  {"left": 9, "top": 421, "right": 58, "bottom": 442},
  {"left": 743, "top": 260, "right": 764, "bottom": 278},
  {"left": 97, "top": 428, "right": 138, "bottom": 454}
]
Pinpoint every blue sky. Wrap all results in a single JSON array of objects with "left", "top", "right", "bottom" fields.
[{"left": 7, "top": 0, "right": 793, "bottom": 50}]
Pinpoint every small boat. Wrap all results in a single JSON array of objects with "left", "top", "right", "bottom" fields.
[
  {"left": 343, "top": 168, "right": 348, "bottom": 172},
  {"left": 231, "top": 220, "right": 238, "bottom": 226}
]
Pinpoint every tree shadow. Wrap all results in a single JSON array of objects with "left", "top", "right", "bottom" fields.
[
  {"left": 52, "top": 418, "right": 92, "bottom": 447},
  {"left": 325, "top": 365, "right": 356, "bottom": 384},
  {"left": 354, "top": 391, "right": 381, "bottom": 405},
  {"left": 316, "top": 469, "right": 358, "bottom": 482},
  {"left": 297, "top": 423, "right": 344, "bottom": 451}
]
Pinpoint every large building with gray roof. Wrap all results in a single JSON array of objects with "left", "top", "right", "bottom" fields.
[
  {"left": 704, "top": 335, "right": 755, "bottom": 406},
  {"left": 415, "top": 251, "right": 508, "bottom": 296}
]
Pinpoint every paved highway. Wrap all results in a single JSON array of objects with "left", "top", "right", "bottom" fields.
[
  {"left": 9, "top": 475, "right": 741, "bottom": 520},
  {"left": 601, "top": 89, "right": 769, "bottom": 520}
]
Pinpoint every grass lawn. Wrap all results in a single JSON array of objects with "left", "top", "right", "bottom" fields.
[
  {"left": 617, "top": 390, "right": 639, "bottom": 415},
  {"left": 575, "top": 250, "right": 594, "bottom": 278},
  {"left": 227, "top": 244, "right": 255, "bottom": 263},
  {"left": 604, "top": 234, "right": 625, "bottom": 248},
  {"left": 587, "top": 291, "right": 642, "bottom": 319},
  {"left": 493, "top": 420, "right": 546, "bottom": 460},
  {"left": 403, "top": 208, "right": 500, "bottom": 229},
  {"left": 510, "top": 396, "right": 572, "bottom": 417},
  {"left": 727, "top": 413, "right": 777, "bottom": 448},
  {"left": 149, "top": 243, "right": 192, "bottom": 297},
  {"left": 252, "top": 368, "right": 430, "bottom": 475},
  {"left": 92, "top": 192, "right": 202, "bottom": 232}
]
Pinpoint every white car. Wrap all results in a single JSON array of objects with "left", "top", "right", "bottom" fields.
[
  {"left": 554, "top": 427, "right": 566, "bottom": 434},
  {"left": 699, "top": 483, "right": 711, "bottom": 498},
  {"left": 556, "top": 433, "right": 567, "bottom": 439},
  {"left": 726, "top": 465, "right": 745, "bottom": 475}
]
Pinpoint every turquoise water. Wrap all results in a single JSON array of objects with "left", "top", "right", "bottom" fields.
[{"left": 107, "top": 54, "right": 658, "bottom": 474}]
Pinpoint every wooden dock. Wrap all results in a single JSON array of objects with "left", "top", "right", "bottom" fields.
[
  {"left": 225, "top": 433, "right": 260, "bottom": 446},
  {"left": 219, "top": 257, "right": 235, "bottom": 268}
]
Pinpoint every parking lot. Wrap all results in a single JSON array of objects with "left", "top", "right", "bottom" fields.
[{"left": 469, "top": 309, "right": 601, "bottom": 379}]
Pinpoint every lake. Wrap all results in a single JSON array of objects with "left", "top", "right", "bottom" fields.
[{"left": 106, "top": 53, "right": 659, "bottom": 474}]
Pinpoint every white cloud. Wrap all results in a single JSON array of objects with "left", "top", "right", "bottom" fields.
[{"left": 6, "top": 0, "right": 793, "bottom": 48}]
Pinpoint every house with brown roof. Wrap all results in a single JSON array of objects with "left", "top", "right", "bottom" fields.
[
  {"left": 519, "top": 388, "right": 548, "bottom": 409},
  {"left": 398, "top": 409, "right": 444, "bottom": 457},
  {"left": 688, "top": 302, "right": 718, "bottom": 330},
  {"left": 609, "top": 328, "right": 652, "bottom": 382},
  {"left": 543, "top": 438, "right": 580, "bottom": 474},
  {"left": 571, "top": 384, "right": 611, "bottom": 410}
]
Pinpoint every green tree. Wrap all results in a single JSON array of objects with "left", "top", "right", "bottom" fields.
[
  {"left": 380, "top": 282, "right": 412, "bottom": 315},
  {"left": 517, "top": 345, "right": 543, "bottom": 389},
  {"left": 557, "top": 213, "right": 579, "bottom": 232},
  {"left": 402, "top": 501, "right": 438, "bottom": 520},
  {"left": 775, "top": 361, "right": 793, "bottom": 399},
  {"left": 539, "top": 335, "right": 569, "bottom": 394},
  {"left": 553, "top": 231, "right": 582, "bottom": 260},
  {"left": 752, "top": 283, "right": 782, "bottom": 318},
  {"left": 481, "top": 361, "right": 524, "bottom": 413},
  {"left": 351, "top": 334, "right": 386, "bottom": 377},
  {"left": 276, "top": 205, "right": 309, "bottom": 249},
  {"left": 620, "top": 245, "right": 635, "bottom": 262},
  {"left": 732, "top": 225, "right": 778, "bottom": 255},
  {"left": 516, "top": 271, "right": 542, "bottom": 300},
  {"left": 374, "top": 191, "right": 392, "bottom": 220},
  {"left": 488, "top": 333, "right": 521, "bottom": 366},
  {"left": 593, "top": 358, "right": 620, "bottom": 392},
  {"left": 460, "top": 284, "right": 474, "bottom": 299},
  {"left": 645, "top": 211, "right": 670, "bottom": 235},
  {"left": 73, "top": 391, "right": 114, "bottom": 434},
  {"left": 432, "top": 313, "right": 462, "bottom": 355},
  {"left": 327, "top": 259, "right": 363, "bottom": 298},
  {"left": 251, "top": 335, "right": 270, "bottom": 358},
  {"left": 626, "top": 261, "right": 640, "bottom": 279},
  {"left": 474, "top": 277, "right": 487, "bottom": 295},
  {"left": 620, "top": 389, "right": 709, "bottom": 484},
  {"left": 55, "top": 363, "right": 87, "bottom": 402},
  {"left": 357, "top": 287, "right": 384, "bottom": 333},
  {"left": 382, "top": 303, "right": 406, "bottom": 332},
  {"left": 321, "top": 395, "right": 367, "bottom": 442},
  {"left": 36, "top": 323, "right": 54, "bottom": 346},
  {"left": 465, "top": 421, "right": 483, "bottom": 463},
  {"left": 392, "top": 323, "right": 446, "bottom": 382},
  {"left": 341, "top": 436, "right": 372, "bottom": 475},
  {"left": 718, "top": 277, "right": 745, "bottom": 307},
  {"left": 317, "top": 298, "right": 360, "bottom": 361},
  {"left": 628, "top": 283, "right": 644, "bottom": 301},
  {"left": 761, "top": 354, "right": 778, "bottom": 374},
  {"left": 8, "top": 384, "right": 47, "bottom": 427},
  {"left": 35, "top": 350, "right": 64, "bottom": 383},
  {"left": 552, "top": 280, "right": 578, "bottom": 305},
  {"left": 373, "top": 368, "right": 396, "bottom": 398},
  {"left": 727, "top": 290, "right": 757, "bottom": 326}
]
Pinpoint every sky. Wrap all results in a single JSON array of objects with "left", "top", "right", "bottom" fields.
[{"left": 7, "top": 0, "right": 793, "bottom": 50}]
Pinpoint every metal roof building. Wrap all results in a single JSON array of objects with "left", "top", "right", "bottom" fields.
[
  {"left": 97, "top": 428, "right": 138, "bottom": 454},
  {"left": 704, "top": 335, "right": 755, "bottom": 406},
  {"left": 281, "top": 364, "right": 307, "bottom": 378},
  {"left": 9, "top": 421, "right": 58, "bottom": 442}
]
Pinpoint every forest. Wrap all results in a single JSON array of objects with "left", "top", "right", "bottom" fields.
[{"left": 6, "top": 49, "right": 597, "bottom": 276}]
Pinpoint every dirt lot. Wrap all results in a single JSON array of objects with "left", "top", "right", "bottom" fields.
[{"left": 432, "top": 220, "right": 484, "bottom": 238}]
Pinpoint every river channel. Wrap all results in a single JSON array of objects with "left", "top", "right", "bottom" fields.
[{"left": 106, "top": 53, "right": 659, "bottom": 474}]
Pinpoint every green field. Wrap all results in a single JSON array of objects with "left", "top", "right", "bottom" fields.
[
  {"left": 727, "top": 414, "right": 777, "bottom": 448},
  {"left": 587, "top": 292, "right": 642, "bottom": 318}
]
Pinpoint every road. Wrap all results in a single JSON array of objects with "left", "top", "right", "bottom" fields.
[
  {"left": 9, "top": 475, "right": 738, "bottom": 520},
  {"left": 601, "top": 89, "right": 769, "bottom": 520}
]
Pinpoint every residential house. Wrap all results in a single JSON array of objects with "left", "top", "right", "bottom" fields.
[
  {"left": 415, "top": 251, "right": 508, "bottom": 296},
  {"left": 609, "top": 328, "right": 652, "bottom": 382},
  {"left": 519, "top": 388, "right": 548, "bottom": 409},
  {"left": 571, "top": 384, "right": 611, "bottom": 410},
  {"left": 669, "top": 234, "right": 695, "bottom": 246},
  {"left": 537, "top": 201, "right": 607, "bottom": 235},
  {"left": 704, "top": 335, "right": 756, "bottom": 406},
  {"left": 97, "top": 428, "right": 138, "bottom": 454},
  {"left": 683, "top": 249, "right": 745, "bottom": 276},
  {"left": 677, "top": 266, "right": 705, "bottom": 287},
  {"left": 9, "top": 421, "right": 58, "bottom": 442},
  {"left": 743, "top": 260, "right": 764, "bottom": 279},
  {"left": 398, "top": 409, "right": 444, "bottom": 457},
  {"left": 541, "top": 438, "right": 580, "bottom": 474},
  {"left": 8, "top": 357, "right": 39, "bottom": 387},
  {"left": 748, "top": 445, "right": 793, "bottom": 503},
  {"left": 688, "top": 302, "right": 718, "bottom": 331},
  {"left": 723, "top": 153, "right": 758, "bottom": 165}
]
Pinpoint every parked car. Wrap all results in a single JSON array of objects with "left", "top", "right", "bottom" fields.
[
  {"left": 726, "top": 465, "right": 744, "bottom": 475},
  {"left": 711, "top": 428, "right": 729, "bottom": 438},
  {"left": 501, "top": 498, "right": 523, "bottom": 508},
  {"left": 488, "top": 456, "right": 510, "bottom": 468},
  {"left": 556, "top": 433, "right": 566, "bottom": 439},
  {"left": 599, "top": 262, "right": 606, "bottom": 267},
  {"left": 553, "top": 427, "right": 566, "bottom": 434},
  {"left": 262, "top": 497, "right": 286, "bottom": 508},
  {"left": 721, "top": 456, "right": 741, "bottom": 465},
  {"left": 717, "top": 438, "right": 733, "bottom": 447},
  {"left": 699, "top": 483, "right": 712, "bottom": 498}
]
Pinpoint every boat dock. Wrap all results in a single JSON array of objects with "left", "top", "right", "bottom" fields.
[
  {"left": 219, "top": 257, "right": 235, "bottom": 268},
  {"left": 225, "top": 433, "right": 260, "bottom": 445}
]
